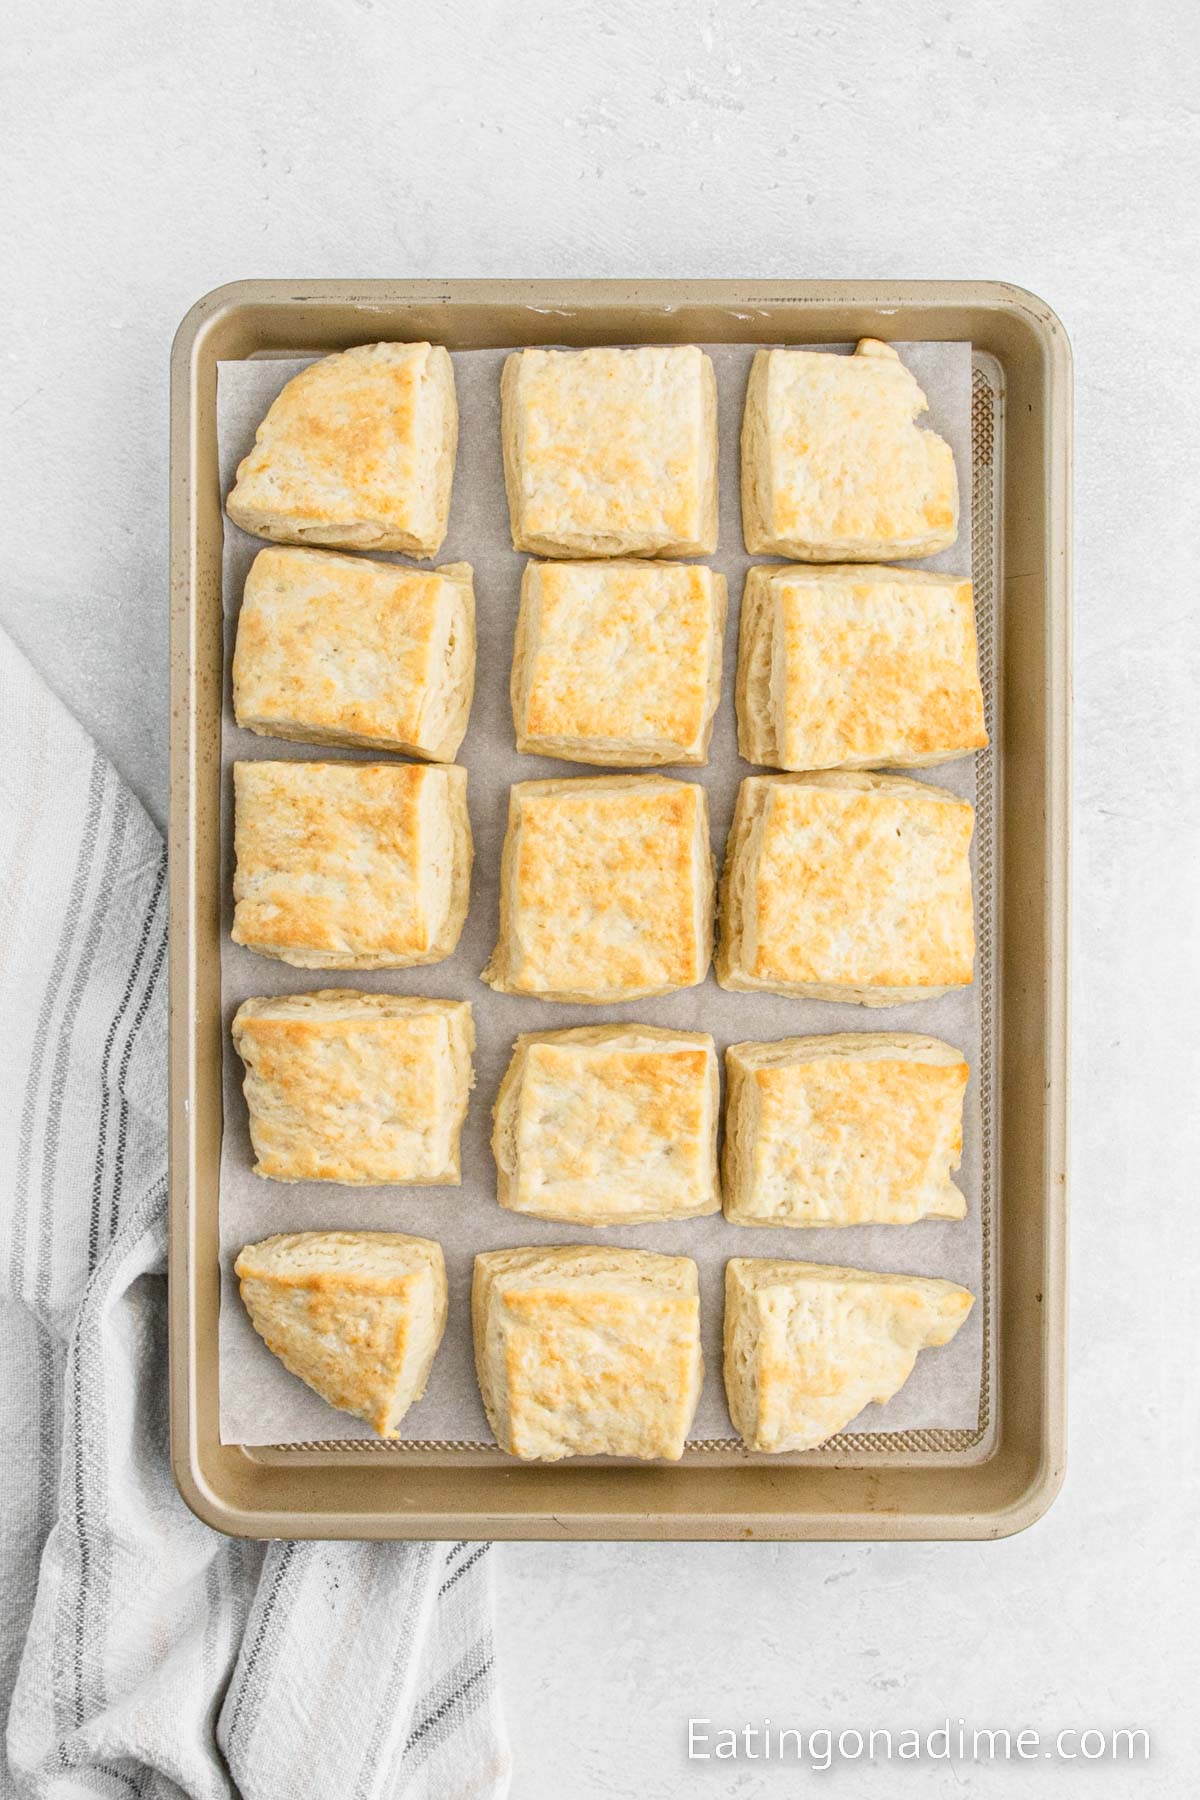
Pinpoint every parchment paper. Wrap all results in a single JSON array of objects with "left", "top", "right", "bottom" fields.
[{"left": 215, "top": 341, "right": 987, "bottom": 1448}]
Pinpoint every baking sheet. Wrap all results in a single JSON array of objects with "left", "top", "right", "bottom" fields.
[{"left": 215, "top": 341, "right": 986, "bottom": 1448}]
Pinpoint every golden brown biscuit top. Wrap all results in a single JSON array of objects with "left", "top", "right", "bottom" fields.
[
  {"left": 734, "top": 1262, "right": 973, "bottom": 1434},
  {"left": 753, "top": 1053, "right": 967, "bottom": 1218},
  {"left": 522, "top": 562, "right": 714, "bottom": 744},
  {"left": 509, "top": 779, "right": 707, "bottom": 992},
  {"left": 233, "top": 548, "right": 459, "bottom": 743},
  {"left": 243, "top": 1276, "right": 421, "bottom": 1437},
  {"left": 763, "top": 341, "right": 957, "bottom": 546},
  {"left": 499, "top": 1284, "right": 700, "bottom": 1457},
  {"left": 235, "top": 1230, "right": 444, "bottom": 1437},
  {"left": 233, "top": 760, "right": 443, "bottom": 958},
  {"left": 231, "top": 343, "right": 439, "bottom": 536},
  {"left": 234, "top": 1004, "right": 454, "bottom": 1183},
  {"left": 511, "top": 346, "right": 710, "bottom": 541},
  {"left": 517, "top": 1041, "right": 711, "bottom": 1199},
  {"left": 752, "top": 780, "right": 974, "bottom": 988},
  {"left": 771, "top": 568, "right": 986, "bottom": 765}
]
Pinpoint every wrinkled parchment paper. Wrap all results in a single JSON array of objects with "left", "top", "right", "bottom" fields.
[{"left": 215, "top": 340, "right": 989, "bottom": 1448}]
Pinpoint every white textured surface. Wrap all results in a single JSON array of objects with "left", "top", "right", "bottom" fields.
[{"left": 3, "top": 0, "right": 1198, "bottom": 1794}]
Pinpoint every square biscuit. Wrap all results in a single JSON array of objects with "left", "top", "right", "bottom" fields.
[
  {"left": 226, "top": 342, "right": 458, "bottom": 558},
  {"left": 511, "top": 561, "right": 726, "bottom": 766},
  {"left": 473, "top": 1245, "right": 703, "bottom": 1460},
  {"left": 233, "top": 548, "right": 475, "bottom": 761},
  {"left": 717, "top": 771, "right": 974, "bottom": 1005},
  {"left": 482, "top": 774, "right": 714, "bottom": 1003},
  {"left": 741, "top": 339, "right": 959, "bottom": 561},
  {"left": 501, "top": 346, "right": 718, "bottom": 558},
  {"left": 723, "top": 1034, "right": 968, "bottom": 1227},
  {"left": 235, "top": 1231, "right": 447, "bottom": 1436},
  {"left": 232, "top": 760, "right": 472, "bottom": 969},
  {"left": 492, "top": 1025, "right": 721, "bottom": 1226},
  {"left": 724, "top": 1258, "right": 974, "bottom": 1452},
  {"left": 232, "top": 992, "right": 474, "bottom": 1185},
  {"left": 736, "top": 564, "right": 986, "bottom": 772}
]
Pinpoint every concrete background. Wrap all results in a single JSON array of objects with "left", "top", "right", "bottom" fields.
[{"left": 3, "top": 0, "right": 1198, "bottom": 1792}]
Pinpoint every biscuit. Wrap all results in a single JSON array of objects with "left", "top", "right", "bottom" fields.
[
  {"left": 473, "top": 1245, "right": 703, "bottom": 1460},
  {"left": 717, "top": 771, "right": 974, "bottom": 1004},
  {"left": 232, "top": 760, "right": 472, "bottom": 969},
  {"left": 511, "top": 561, "right": 726, "bottom": 766},
  {"left": 736, "top": 564, "right": 986, "bottom": 771},
  {"left": 232, "top": 990, "right": 474, "bottom": 1185},
  {"left": 724, "top": 1258, "right": 974, "bottom": 1452},
  {"left": 233, "top": 548, "right": 475, "bottom": 761},
  {"left": 226, "top": 342, "right": 457, "bottom": 557},
  {"left": 501, "top": 345, "right": 718, "bottom": 557},
  {"left": 482, "top": 774, "right": 714, "bottom": 1002},
  {"left": 723, "top": 1034, "right": 968, "bottom": 1226},
  {"left": 235, "top": 1230, "right": 447, "bottom": 1438},
  {"left": 741, "top": 339, "right": 959, "bottom": 560},
  {"left": 492, "top": 1025, "right": 720, "bottom": 1225}
]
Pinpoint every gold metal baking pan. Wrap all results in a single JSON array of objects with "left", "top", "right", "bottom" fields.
[{"left": 169, "top": 280, "right": 1069, "bottom": 1540}]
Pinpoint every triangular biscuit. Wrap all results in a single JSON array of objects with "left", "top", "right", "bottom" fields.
[
  {"left": 235, "top": 1231, "right": 447, "bottom": 1437},
  {"left": 226, "top": 342, "right": 458, "bottom": 557},
  {"left": 725, "top": 1258, "right": 973, "bottom": 1452}
]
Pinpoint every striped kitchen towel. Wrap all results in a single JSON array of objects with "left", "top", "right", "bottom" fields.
[{"left": 0, "top": 626, "right": 510, "bottom": 1800}]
